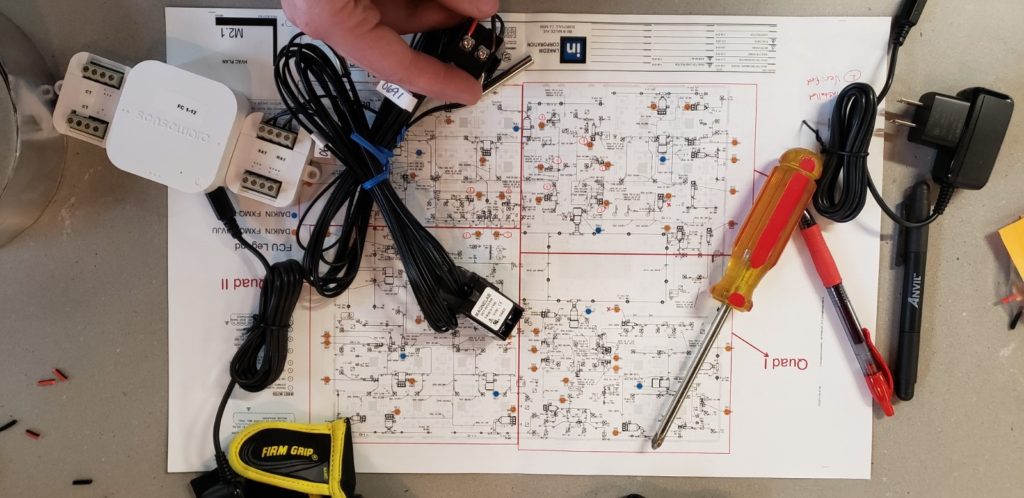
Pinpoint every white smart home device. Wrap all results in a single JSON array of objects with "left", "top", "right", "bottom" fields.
[{"left": 105, "top": 60, "right": 249, "bottom": 193}]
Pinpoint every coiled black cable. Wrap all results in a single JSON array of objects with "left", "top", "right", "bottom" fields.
[
  {"left": 228, "top": 258, "right": 304, "bottom": 392},
  {"left": 810, "top": 82, "right": 876, "bottom": 223},
  {"left": 206, "top": 187, "right": 305, "bottom": 495},
  {"left": 275, "top": 25, "right": 506, "bottom": 333},
  {"left": 809, "top": 2, "right": 953, "bottom": 228}
]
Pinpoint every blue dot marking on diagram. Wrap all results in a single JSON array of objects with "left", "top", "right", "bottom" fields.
[
  {"left": 595, "top": 226, "right": 603, "bottom": 234},
  {"left": 513, "top": 125, "right": 520, "bottom": 132},
  {"left": 659, "top": 155, "right": 667, "bottom": 163},
  {"left": 415, "top": 149, "right": 423, "bottom": 157},
  {"left": 636, "top": 382, "right": 643, "bottom": 390},
  {"left": 585, "top": 308, "right": 592, "bottom": 315},
  {"left": 399, "top": 353, "right": 407, "bottom": 360},
  {"left": 291, "top": 212, "right": 298, "bottom": 219},
  {"left": 492, "top": 390, "right": 500, "bottom": 398}
]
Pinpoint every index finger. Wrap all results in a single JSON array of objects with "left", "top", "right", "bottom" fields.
[
  {"left": 320, "top": 21, "right": 484, "bottom": 104},
  {"left": 434, "top": 0, "right": 499, "bottom": 19}
]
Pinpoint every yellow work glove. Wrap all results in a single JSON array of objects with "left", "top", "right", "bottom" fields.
[{"left": 228, "top": 419, "right": 356, "bottom": 498}]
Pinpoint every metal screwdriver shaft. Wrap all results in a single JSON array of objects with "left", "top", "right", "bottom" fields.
[
  {"left": 651, "top": 304, "right": 731, "bottom": 450},
  {"left": 649, "top": 148, "right": 824, "bottom": 450}
]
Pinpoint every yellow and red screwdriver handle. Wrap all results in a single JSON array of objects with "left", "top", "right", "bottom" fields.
[
  {"left": 710, "top": 148, "right": 823, "bottom": 312},
  {"left": 651, "top": 148, "right": 823, "bottom": 450}
]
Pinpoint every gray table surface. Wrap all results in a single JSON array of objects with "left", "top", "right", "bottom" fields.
[{"left": 2, "top": 1, "right": 1022, "bottom": 496}]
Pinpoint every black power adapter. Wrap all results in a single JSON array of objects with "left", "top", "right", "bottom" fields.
[
  {"left": 896, "top": 88, "right": 1014, "bottom": 190},
  {"left": 810, "top": 0, "right": 1017, "bottom": 228}
]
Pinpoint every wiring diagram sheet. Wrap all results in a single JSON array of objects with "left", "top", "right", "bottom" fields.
[{"left": 166, "top": 9, "right": 889, "bottom": 478}]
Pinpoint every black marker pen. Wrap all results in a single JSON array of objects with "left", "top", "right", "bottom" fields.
[{"left": 895, "top": 181, "right": 930, "bottom": 401}]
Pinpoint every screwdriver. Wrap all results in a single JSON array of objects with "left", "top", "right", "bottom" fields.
[{"left": 650, "top": 148, "right": 823, "bottom": 450}]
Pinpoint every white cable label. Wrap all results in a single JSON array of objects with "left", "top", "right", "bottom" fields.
[
  {"left": 471, "top": 287, "right": 515, "bottom": 331},
  {"left": 376, "top": 80, "right": 417, "bottom": 113}
]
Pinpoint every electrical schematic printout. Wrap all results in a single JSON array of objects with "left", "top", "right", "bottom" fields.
[{"left": 166, "top": 9, "right": 890, "bottom": 478}]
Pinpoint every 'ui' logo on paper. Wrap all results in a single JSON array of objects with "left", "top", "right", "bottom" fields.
[{"left": 560, "top": 37, "right": 587, "bottom": 64}]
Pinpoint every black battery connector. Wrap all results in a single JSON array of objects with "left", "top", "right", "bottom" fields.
[{"left": 441, "top": 18, "right": 506, "bottom": 80}]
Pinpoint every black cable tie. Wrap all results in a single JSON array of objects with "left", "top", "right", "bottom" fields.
[
  {"left": 828, "top": 149, "right": 870, "bottom": 158},
  {"left": 801, "top": 120, "right": 869, "bottom": 158},
  {"left": 800, "top": 120, "right": 827, "bottom": 149}
]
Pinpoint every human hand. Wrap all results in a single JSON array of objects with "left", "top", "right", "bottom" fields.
[{"left": 282, "top": 0, "right": 498, "bottom": 105}]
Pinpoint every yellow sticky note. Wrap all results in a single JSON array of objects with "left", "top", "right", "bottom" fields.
[{"left": 999, "top": 218, "right": 1024, "bottom": 276}]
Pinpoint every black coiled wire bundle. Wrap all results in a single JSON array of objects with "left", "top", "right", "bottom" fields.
[
  {"left": 204, "top": 20, "right": 513, "bottom": 494},
  {"left": 205, "top": 187, "right": 306, "bottom": 494},
  {"left": 274, "top": 29, "right": 498, "bottom": 333},
  {"left": 809, "top": 4, "right": 953, "bottom": 228}
]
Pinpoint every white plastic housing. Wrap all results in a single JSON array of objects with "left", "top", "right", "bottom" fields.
[
  {"left": 226, "top": 112, "right": 317, "bottom": 208},
  {"left": 53, "top": 52, "right": 131, "bottom": 147},
  {"left": 106, "top": 60, "right": 249, "bottom": 193}
]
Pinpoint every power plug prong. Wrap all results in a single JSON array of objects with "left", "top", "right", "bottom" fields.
[{"left": 889, "top": 119, "right": 918, "bottom": 128}]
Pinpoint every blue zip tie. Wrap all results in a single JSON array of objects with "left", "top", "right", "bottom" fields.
[
  {"left": 361, "top": 164, "right": 391, "bottom": 190},
  {"left": 351, "top": 132, "right": 393, "bottom": 165},
  {"left": 351, "top": 132, "right": 394, "bottom": 190}
]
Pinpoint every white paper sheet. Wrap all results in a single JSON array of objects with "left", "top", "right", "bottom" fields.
[{"left": 166, "top": 9, "right": 888, "bottom": 478}]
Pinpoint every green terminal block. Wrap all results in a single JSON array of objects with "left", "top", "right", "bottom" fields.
[
  {"left": 66, "top": 112, "right": 109, "bottom": 140},
  {"left": 81, "top": 61, "right": 125, "bottom": 89},
  {"left": 240, "top": 170, "right": 282, "bottom": 199},
  {"left": 256, "top": 123, "right": 297, "bottom": 150}
]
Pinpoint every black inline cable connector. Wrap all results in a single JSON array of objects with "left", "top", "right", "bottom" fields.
[{"left": 892, "top": 0, "right": 928, "bottom": 47}]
